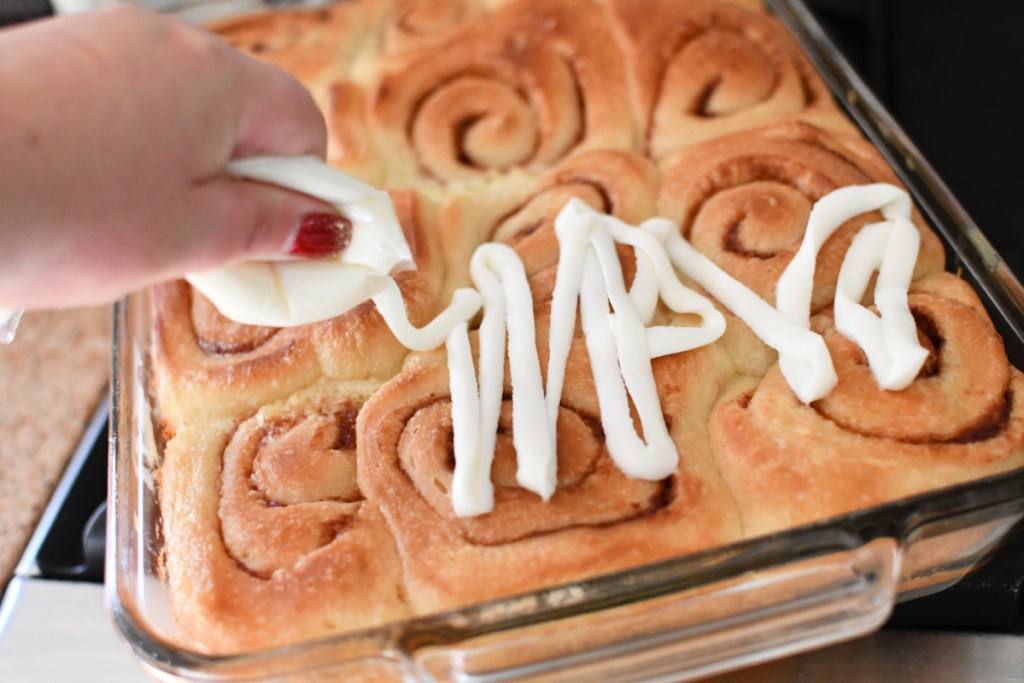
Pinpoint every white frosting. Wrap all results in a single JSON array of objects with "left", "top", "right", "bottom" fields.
[
  {"left": 447, "top": 199, "right": 726, "bottom": 516},
  {"left": 373, "top": 279, "right": 483, "bottom": 352},
  {"left": 662, "top": 182, "right": 925, "bottom": 403},
  {"left": 184, "top": 158, "right": 926, "bottom": 517},
  {"left": 0, "top": 308, "right": 22, "bottom": 344},
  {"left": 447, "top": 244, "right": 556, "bottom": 516},
  {"left": 834, "top": 216, "right": 927, "bottom": 390},
  {"left": 186, "top": 156, "right": 415, "bottom": 327},
  {"left": 446, "top": 321, "right": 493, "bottom": 517},
  {"left": 661, "top": 227, "right": 837, "bottom": 404}
]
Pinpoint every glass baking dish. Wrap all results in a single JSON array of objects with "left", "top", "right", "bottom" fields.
[{"left": 107, "top": 0, "right": 1024, "bottom": 681}]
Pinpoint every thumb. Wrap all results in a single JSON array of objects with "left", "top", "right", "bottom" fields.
[{"left": 183, "top": 175, "right": 348, "bottom": 272}]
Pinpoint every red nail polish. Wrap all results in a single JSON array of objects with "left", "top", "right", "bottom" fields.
[{"left": 288, "top": 213, "right": 353, "bottom": 258}]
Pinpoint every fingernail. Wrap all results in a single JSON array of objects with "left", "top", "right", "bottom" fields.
[{"left": 287, "top": 213, "right": 353, "bottom": 258}]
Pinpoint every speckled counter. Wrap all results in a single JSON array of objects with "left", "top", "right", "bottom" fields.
[{"left": 0, "top": 307, "right": 111, "bottom": 589}]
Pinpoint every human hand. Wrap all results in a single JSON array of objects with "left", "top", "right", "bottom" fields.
[{"left": 0, "top": 4, "right": 337, "bottom": 310}]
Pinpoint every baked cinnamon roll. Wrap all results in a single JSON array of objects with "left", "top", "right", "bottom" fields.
[
  {"left": 608, "top": 0, "right": 856, "bottom": 158},
  {"left": 160, "top": 381, "right": 410, "bottom": 654},
  {"left": 369, "top": 0, "right": 635, "bottom": 189},
  {"left": 151, "top": 282, "right": 321, "bottom": 428},
  {"left": 713, "top": 273, "right": 1024, "bottom": 536},
  {"left": 357, "top": 315, "right": 741, "bottom": 611},
  {"left": 152, "top": 188, "right": 445, "bottom": 428},
  {"left": 658, "top": 122, "right": 946, "bottom": 312}
]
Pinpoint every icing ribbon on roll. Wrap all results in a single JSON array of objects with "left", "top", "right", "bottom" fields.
[
  {"left": 831, "top": 193, "right": 928, "bottom": 391},
  {"left": 775, "top": 183, "right": 926, "bottom": 394},
  {"left": 446, "top": 245, "right": 554, "bottom": 516},
  {"left": 664, "top": 183, "right": 927, "bottom": 402},
  {"left": 447, "top": 199, "right": 726, "bottom": 516},
  {"left": 662, "top": 227, "right": 838, "bottom": 404}
]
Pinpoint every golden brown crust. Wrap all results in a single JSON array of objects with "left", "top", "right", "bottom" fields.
[
  {"left": 357, "top": 323, "right": 742, "bottom": 612},
  {"left": 160, "top": 381, "right": 411, "bottom": 654},
  {"left": 712, "top": 273, "right": 1024, "bottom": 537},
  {"left": 607, "top": 0, "right": 856, "bottom": 159},
  {"left": 657, "top": 121, "right": 946, "bottom": 311}
]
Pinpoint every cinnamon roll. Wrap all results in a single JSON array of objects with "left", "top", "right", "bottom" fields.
[
  {"left": 368, "top": 0, "right": 635, "bottom": 189},
  {"left": 151, "top": 282, "right": 321, "bottom": 428},
  {"left": 160, "top": 381, "right": 410, "bottom": 654},
  {"left": 658, "top": 122, "right": 946, "bottom": 312},
  {"left": 608, "top": 0, "right": 856, "bottom": 159},
  {"left": 357, "top": 316, "right": 741, "bottom": 612},
  {"left": 207, "top": 3, "right": 383, "bottom": 87},
  {"left": 712, "top": 273, "right": 1024, "bottom": 537},
  {"left": 437, "top": 150, "right": 658, "bottom": 296}
]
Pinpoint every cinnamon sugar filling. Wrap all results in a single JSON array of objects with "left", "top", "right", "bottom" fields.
[{"left": 397, "top": 396, "right": 669, "bottom": 545}]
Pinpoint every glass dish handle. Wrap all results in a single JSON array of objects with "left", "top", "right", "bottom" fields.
[{"left": 412, "top": 538, "right": 901, "bottom": 683}]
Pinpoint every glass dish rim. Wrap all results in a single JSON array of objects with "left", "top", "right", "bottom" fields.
[{"left": 107, "top": 0, "right": 1024, "bottom": 676}]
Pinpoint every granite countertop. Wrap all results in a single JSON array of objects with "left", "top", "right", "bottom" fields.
[{"left": 0, "top": 307, "right": 111, "bottom": 589}]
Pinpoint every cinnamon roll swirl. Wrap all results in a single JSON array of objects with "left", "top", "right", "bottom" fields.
[
  {"left": 609, "top": 0, "right": 856, "bottom": 159},
  {"left": 713, "top": 273, "right": 1024, "bottom": 537},
  {"left": 438, "top": 150, "right": 658, "bottom": 296},
  {"left": 658, "top": 122, "right": 945, "bottom": 312},
  {"left": 151, "top": 282, "right": 321, "bottom": 428},
  {"left": 161, "top": 381, "right": 410, "bottom": 654},
  {"left": 357, "top": 317, "right": 741, "bottom": 612},
  {"left": 369, "top": 0, "right": 635, "bottom": 189}
]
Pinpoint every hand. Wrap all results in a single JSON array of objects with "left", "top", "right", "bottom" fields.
[{"left": 0, "top": 4, "right": 331, "bottom": 309}]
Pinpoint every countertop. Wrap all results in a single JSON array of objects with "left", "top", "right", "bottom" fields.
[{"left": 0, "top": 307, "right": 111, "bottom": 589}]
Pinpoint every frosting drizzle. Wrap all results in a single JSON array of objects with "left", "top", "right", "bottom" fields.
[
  {"left": 448, "top": 199, "right": 726, "bottom": 515},
  {"left": 190, "top": 156, "right": 927, "bottom": 518}
]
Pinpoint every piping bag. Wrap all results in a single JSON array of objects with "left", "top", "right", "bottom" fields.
[
  {"left": 187, "top": 156, "right": 417, "bottom": 328},
  {"left": 188, "top": 156, "right": 482, "bottom": 340}
]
